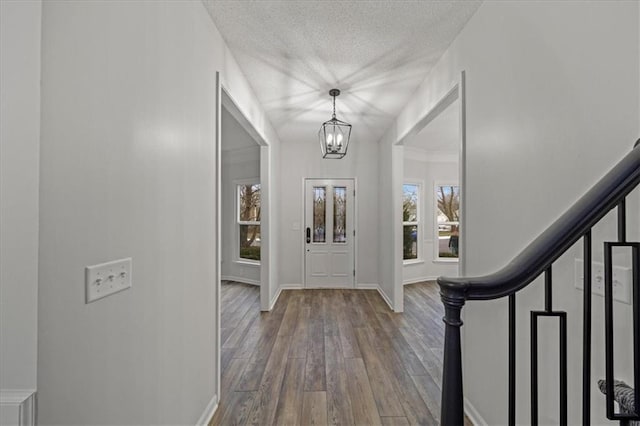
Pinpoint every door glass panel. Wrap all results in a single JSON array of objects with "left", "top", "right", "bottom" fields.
[
  {"left": 313, "top": 187, "right": 326, "bottom": 243},
  {"left": 333, "top": 186, "right": 347, "bottom": 243}
]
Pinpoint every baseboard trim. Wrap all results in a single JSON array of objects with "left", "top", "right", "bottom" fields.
[
  {"left": 221, "top": 275, "right": 259, "bottom": 286},
  {"left": 195, "top": 394, "right": 218, "bottom": 426},
  {"left": 354, "top": 283, "right": 394, "bottom": 311},
  {"left": 268, "top": 286, "right": 283, "bottom": 311},
  {"left": 355, "top": 283, "right": 378, "bottom": 290},
  {"left": 279, "top": 283, "right": 304, "bottom": 290},
  {"left": 464, "top": 397, "right": 487, "bottom": 426},
  {"left": 403, "top": 276, "right": 438, "bottom": 285},
  {"left": 375, "top": 286, "right": 394, "bottom": 311},
  {"left": 0, "top": 390, "right": 36, "bottom": 426}
]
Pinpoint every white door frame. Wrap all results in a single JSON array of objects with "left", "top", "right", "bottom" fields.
[
  {"left": 215, "top": 72, "right": 274, "bottom": 401},
  {"left": 302, "top": 177, "right": 357, "bottom": 288},
  {"left": 392, "top": 71, "right": 467, "bottom": 312}
]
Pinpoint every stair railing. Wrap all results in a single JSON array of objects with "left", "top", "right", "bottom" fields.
[{"left": 438, "top": 139, "right": 640, "bottom": 425}]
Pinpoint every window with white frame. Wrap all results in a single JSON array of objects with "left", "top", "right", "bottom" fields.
[
  {"left": 435, "top": 184, "right": 460, "bottom": 260},
  {"left": 402, "top": 183, "right": 420, "bottom": 261},
  {"left": 237, "top": 183, "right": 261, "bottom": 262}
]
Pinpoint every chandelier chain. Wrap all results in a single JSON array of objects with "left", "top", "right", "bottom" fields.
[{"left": 332, "top": 94, "right": 336, "bottom": 119}]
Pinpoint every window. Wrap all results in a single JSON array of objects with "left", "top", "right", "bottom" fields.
[
  {"left": 237, "top": 183, "right": 261, "bottom": 262},
  {"left": 436, "top": 185, "right": 460, "bottom": 260},
  {"left": 403, "top": 183, "right": 420, "bottom": 261}
]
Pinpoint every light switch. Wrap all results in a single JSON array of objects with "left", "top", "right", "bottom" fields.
[
  {"left": 574, "top": 258, "right": 631, "bottom": 304},
  {"left": 85, "top": 258, "right": 132, "bottom": 303}
]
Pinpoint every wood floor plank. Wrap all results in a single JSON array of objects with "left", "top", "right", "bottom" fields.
[
  {"left": 396, "top": 326, "right": 443, "bottom": 387},
  {"left": 222, "top": 303, "right": 260, "bottom": 349},
  {"left": 278, "top": 292, "right": 302, "bottom": 337},
  {"left": 373, "top": 335, "right": 438, "bottom": 425},
  {"left": 236, "top": 313, "right": 285, "bottom": 391},
  {"left": 380, "top": 417, "right": 410, "bottom": 426},
  {"left": 324, "top": 334, "right": 355, "bottom": 426},
  {"left": 361, "top": 325, "right": 437, "bottom": 425},
  {"left": 334, "top": 291, "right": 361, "bottom": 359},
  {"left": 273, "top": 358, "right": 306, "bottom": 426},
  {"left": 222, "top": 358, "right": 250, "bottom": 395},
  {"left": 289, "top": 306, "right": 311, "bottom": 359},
  {"left": 211, "top": 391, "right": 256, "bottom": 426},
  {"left": 344, "top": 358, "right": 382, "bottom": 426},
  {"left": 353, "top": 327, "right": 405, "bottom": 417},
  {"left": 301, "top": 391, "right": 328, "bottom": 426},
  {"left": 245, "top": 333, "right": 292, "bottom": 425},
  {"left": 409, "top": 373, "right": 442, "bottom": 425},
  {"left": 304, "top": 319, "right": 326, "bottom": 391},
  {"left": 210, "top": 354, "right": 252, "bottom": 425},
  {"left": 342, "top": 292, "right": 367, "bottom": 329}
]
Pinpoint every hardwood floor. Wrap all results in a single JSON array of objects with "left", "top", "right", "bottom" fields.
[{"left": 211, "top": 281, "right": 467, "bottom": 426}]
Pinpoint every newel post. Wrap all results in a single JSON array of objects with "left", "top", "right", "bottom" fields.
[{"left": 439, "top": 283, "right": 466, "bottom": 425}]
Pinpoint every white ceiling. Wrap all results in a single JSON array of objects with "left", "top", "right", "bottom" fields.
[{"left": 204, "top": 1, "right": 481, "bottom": 147}]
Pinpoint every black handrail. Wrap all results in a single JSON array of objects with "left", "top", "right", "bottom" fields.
[
  {"left": 439, "top": 143, "right": 640, "bottom": 300},
  {"left": 437, "top": 140, "right": 640, "bottom": 426}
]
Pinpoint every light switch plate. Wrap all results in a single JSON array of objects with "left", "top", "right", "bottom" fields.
[
  {"left": 85, "top": 258, "right": 132, "bottom": 303},
  {"left": 574, "top": 258, "right": 631, "bottom": 304}
]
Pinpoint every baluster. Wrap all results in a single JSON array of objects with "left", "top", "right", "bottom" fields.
[
  {"left": 531, "top": 266, "right": 568, "bottom": 426},
  {"left": 633, "top": 244, "right": 640, "bottom": 418},
  {"left": 582, "top": 231, "right": 592, "bottom": 426},
  {"left": 618, "top": 199, "right": 626, "bottom": 242},
  {"left": 604, "top": 198, "right": 640, "bottom": 422},
  {"left": 545, "top": 266, "right": 553, "bottom": 312},
  {"left": 509, "top": 294, "right": 516, "bottom": 426},
  {"left": 531, "top": 308, "right": 538, "bottom": 426}
]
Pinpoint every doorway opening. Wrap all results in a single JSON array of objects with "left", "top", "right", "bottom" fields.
[
  {"left": 221, "top": 102, "right": 262, "bottom": 288},
  {"left": 304, "top": 178, "right": 356, "bottom": 288},
  {"left": 215, "top": 76, "right": 273, "bottom": 405},
  {"left": 393, "top": 71, "right": 466, "bottom": 312}
]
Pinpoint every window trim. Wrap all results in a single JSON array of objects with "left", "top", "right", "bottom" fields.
[
  {"left": 402, "top": 181, "right": 422, "bottom": 263},
  {"left": 235, "top": 179, "right": 261, "bottom": 265},
  {"left": 434, "top": 182, "right": 460, "bottom": 263}
]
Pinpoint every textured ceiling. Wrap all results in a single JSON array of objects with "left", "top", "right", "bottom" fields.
[{"left": 204, "top": 1, "right": 481, "bottom": 147}]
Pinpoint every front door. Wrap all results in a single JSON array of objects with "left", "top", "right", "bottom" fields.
[{"left": 304, "top": 179, "right": 355, "bottom": 288}]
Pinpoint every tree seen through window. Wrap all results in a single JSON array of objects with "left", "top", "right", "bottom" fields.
[{"left": 238, "top": 183, "right": 261, "bottom": 261}]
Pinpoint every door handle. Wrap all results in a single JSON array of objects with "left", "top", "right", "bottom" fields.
[{"left": 306, "top": 227, "right": 311, "bottom": 244}]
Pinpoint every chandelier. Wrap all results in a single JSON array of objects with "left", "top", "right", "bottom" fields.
[{"left": 318, "top": 89, "right": 352, "bottom": 159}]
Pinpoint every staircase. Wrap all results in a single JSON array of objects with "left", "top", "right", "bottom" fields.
[{"left": 438, "top": 140, "right": 640, "bottom": 425}]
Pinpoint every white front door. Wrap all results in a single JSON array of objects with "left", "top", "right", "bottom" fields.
[{"left": 304, "top": 179, "right": 355, "bottom": 288}]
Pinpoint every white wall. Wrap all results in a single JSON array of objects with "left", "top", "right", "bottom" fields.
[
  {"left": 402, "top": 153, "right": 459, "bottom": 284},
  {"left": 0, "top": 0, "right": 41, "bottom": 396},
  {"left": 221, "top": 129, "right": 261, "bottom": 285},
  {"left": 380, "top": 1, "right": 639, "bottom": 424},
  {"left": 278, "top": 137, "right": 379, "bottom": 289},
  {"left": 37, "top": 1, "right": 279, "bottom": 424}
]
